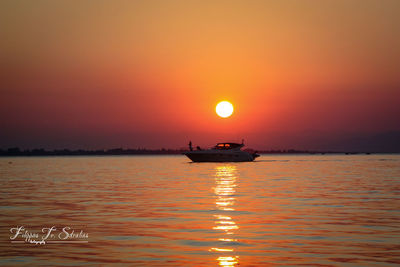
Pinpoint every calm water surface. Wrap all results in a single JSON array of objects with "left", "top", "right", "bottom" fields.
[{"left": 1, "top": 155, "right": 400, "bottom": 266}]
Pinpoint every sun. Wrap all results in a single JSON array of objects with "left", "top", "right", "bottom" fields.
[{"left": 216, "top": 101, "right": 234, "bottom": 118}]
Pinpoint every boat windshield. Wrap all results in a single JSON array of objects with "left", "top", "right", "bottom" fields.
[{"left": 214, "top": 143, "right": 242, "bottom": 150}]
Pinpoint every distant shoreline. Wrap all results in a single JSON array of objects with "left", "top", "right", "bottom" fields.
[{"left": 1, "top": 148, "right": 398, "bottom": 156}]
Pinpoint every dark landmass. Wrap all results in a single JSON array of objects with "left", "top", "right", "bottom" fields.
[
  {"left": 0, "top": 147, "right": 184, "bottom": 156},
  {"left": 0, "top": 147, "right": 397, "bottom": 157},
  {"left": 1, "top": 132, "right": 399, "bottom": 155}
]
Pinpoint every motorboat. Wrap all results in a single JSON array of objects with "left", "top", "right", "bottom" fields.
[{"left": 184, "top": 142, "right": 260, "bottom": 162}]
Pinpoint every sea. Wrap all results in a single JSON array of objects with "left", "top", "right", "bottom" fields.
[{"left": 0, "top": 154, "right": 399, "bottom": 266}]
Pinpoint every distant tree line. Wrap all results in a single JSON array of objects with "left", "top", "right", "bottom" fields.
[
  {"left": 0, "top": 147, "right": 186, "bottom": 156},
  {"left": 0, "top": 147, "right": 378, "bottom": 156}
]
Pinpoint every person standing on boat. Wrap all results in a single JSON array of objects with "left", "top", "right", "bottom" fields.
[{"left": 189, "top": 141, "right": 193, "bottom": 151}]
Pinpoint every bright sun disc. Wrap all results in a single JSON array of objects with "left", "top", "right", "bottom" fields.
[{"left": 216, "top": 101, "right": 234, "bottom": 118}]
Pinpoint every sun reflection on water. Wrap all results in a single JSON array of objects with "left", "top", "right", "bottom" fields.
[
  {"left": 217, "top": 256, "right": 239, "bottom": 266},
  {"left": 210, "top": 165, "right": 239, "bottom": 266}
]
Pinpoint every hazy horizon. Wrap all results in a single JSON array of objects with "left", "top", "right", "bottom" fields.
[{"left": 2, "top": 130, "right": 400, "bottom": 153}]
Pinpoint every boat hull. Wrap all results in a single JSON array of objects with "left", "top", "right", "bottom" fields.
[{"left": 184, "top": 151, "right": 258, "bottom": 162}]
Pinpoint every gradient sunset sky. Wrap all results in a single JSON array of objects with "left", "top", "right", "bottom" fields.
[{"left": 1, "top": 0, "right": 399, "bottom": 150}]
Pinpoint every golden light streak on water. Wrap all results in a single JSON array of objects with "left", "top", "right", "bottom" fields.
[
  {"left": 213, "top": 225, "right": 239, "bottom": 230},
  {"left": 212, "top": 165, "right": 239, "bottom": 266},
  {"left": 209, "top": 247, "right": 234, "bottom": 252},
  {"left": 213, "top": 215, "right": 231, "bottom": 220},
  {"left": 218, "top": 221, "right": 235, "bottom": 225},
  {"left": 217, "top": 256, "right": 239, "bottom": 266}
]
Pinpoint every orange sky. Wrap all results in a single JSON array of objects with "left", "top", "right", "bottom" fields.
[{"left": 1, "top": 0, "right": 399, "bottom": 150}]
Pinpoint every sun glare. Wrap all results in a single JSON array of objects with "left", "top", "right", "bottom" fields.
[{"left": 216, "top": 101, "right": 234, "bottom": 118}]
